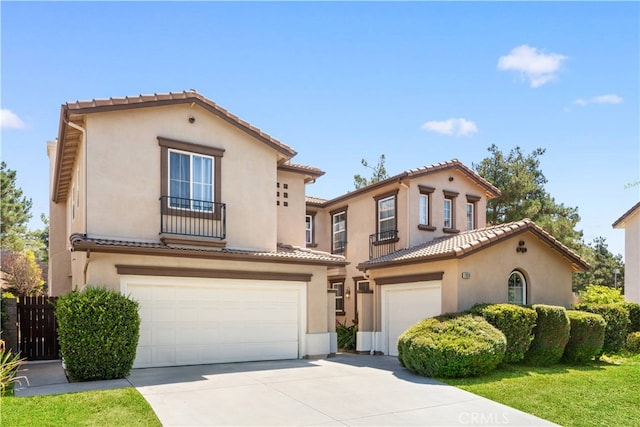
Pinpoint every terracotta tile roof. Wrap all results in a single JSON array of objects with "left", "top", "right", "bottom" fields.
[
  {"left": 69, "top": 234, "right": 347, "bottom": 266},
  {"left": 53, "top": 90, "right": 297, "bottom": 202},
  {"left": 63, "top": 90, "right": 296, "bottom": 157},
  {"left": 359, "top": 219, "right": 590, "bottom": 272},
  {"left": 612, "top": 201, "right": 640, "bottom": 228},
  {"left": 278, "top": 162, "right": 325, "bottom": 182},
  {"left": 312, "top": 159, "right": 501, "bottom": 208},
  {"left": 305, "top": 196, "right": 329, "bottom": 206}
]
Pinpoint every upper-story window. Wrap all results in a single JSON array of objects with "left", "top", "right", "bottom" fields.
[
  {"left": 466, "top": 194, "right": 480, "bottom": 230},
  {"left": 305, "top": 213, "right": 316, "bottom": 246},
  {"left": 375, "top": 191, "right": 398, "bottom": 241},
  {"left": 169, "top": 150, "right": 214, "bottom": 211},
  {"left": 331, "top": 209, "right": 347, "bottom": 254},
  {"left": 443, "top": 190, "right": 459, "bottom": 233},
  {"left": 418, "top": 185, "right": 436, "bottom": 231},
  {"left": 158, "top": 136, "right": 224, "bottom": 218}
]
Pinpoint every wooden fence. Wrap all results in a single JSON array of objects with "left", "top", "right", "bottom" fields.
[{"left": 17, "top": 296, "right": 59, "bottom": 360}]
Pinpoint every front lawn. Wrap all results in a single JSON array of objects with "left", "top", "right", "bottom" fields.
[
  {"left": 0, "top": 388, "right": 161, "bottom": 427},
  {"left": 441, "top": 353, "right": 640, "bottom": 427}
]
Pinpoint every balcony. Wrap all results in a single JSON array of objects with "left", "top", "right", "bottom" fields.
[
  {"left": 369, "top": 230, "right": 399, "bottom": 259},
  {"left": 160, "top": 196, "right": 226, "bottom": 243}
]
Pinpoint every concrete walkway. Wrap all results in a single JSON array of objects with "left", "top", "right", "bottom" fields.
[{"left": 15, "top": 355, "right": 556, "bottom": 426}]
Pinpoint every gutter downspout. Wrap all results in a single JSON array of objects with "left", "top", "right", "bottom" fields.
[{"left": 65, "top": 119, "right": 90, "bottom": 288}]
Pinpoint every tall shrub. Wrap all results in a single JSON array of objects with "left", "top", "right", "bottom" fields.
[
  {"left": 578, "top": 285, "right": 623, "bottom": 305},
  {"left": 56, "top": 287, "right": 140, "bottom": 381},
  {"left": 472, "top": 303, "right": 537, "bottom": 363},
  {"left": 398, "top": 314, "right": 506, "bottom": 378},
  {"left": 575, "top": 303, "right": 630, "bottom": 354},
  {"left": 623, "top": 302, "right": 640, "bottom": 332},
  {"left": 562, "top": 310, "right": 606, "bottom": 363},
  {"left": 524, "top": 305, "right": 570, "bottom": 366}
]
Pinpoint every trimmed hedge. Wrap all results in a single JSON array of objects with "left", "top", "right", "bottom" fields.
[
  {"left": 575, "top": 303, "right": 630, "bottom": 354},
  {"left": 562, "top": 310, "right": 606, "bottom": 363},
  {"left": 623, "top": 302, "right": 640, "bottom": 332},
  {"left": 524, "top": 305, "right": 570, "bottom": 366},
  {"left": 626, "top": 332, "right": 640, "bottom": 353},
  {"left": 56, "top": 287, "right": 140, "bottom": 381},
  {"left": 470, "top": 303, "right": 537, "bottom": 363},
  {"left": 397, "top": 313, "right": 506, "bottom": 378}
]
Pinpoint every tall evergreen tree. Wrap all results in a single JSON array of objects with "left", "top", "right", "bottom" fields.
[
  {"left": 1, "top": 161, "right": 33, "bottom": 250},
  {"left": 473, "top": 145, "right": 582, "bottom": 249}
]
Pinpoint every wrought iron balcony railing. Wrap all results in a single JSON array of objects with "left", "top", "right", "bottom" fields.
[
  {"left": 369, "top": 229, "right": 399, "bottom": 259},
  {"left": 160, "top": 196, "right": 226, "bottom": 239}
]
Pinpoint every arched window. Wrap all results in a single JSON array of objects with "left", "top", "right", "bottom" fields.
[{"left": 508, "top": 271, "right": 526, "bottom": 305}]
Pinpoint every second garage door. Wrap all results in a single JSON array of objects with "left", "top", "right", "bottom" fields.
[
  {"left": 382, "top": 281, "right": 442, "bottom": 356},
  {"left": 124, "top": 276, "right": 305, "bottom": 368}
]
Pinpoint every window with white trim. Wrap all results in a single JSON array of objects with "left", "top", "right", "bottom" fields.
[
  {"left": 169, "top": 149, "right": 214, "bottom": 211},
  {"left": 377, "top": 196, "right": 396, "bottom": 240},
  {"left": 305, "top": 214, "right": 313, "bottom": 245},
  {"left": 332, "top": 210, "right": 347, "bottom": 254},
  {"left": 466, "top": 202, "right": 474, "bottom": 230},
  {"left": 443, "top": 190, "right": 459, "bottom": 232},
  {"left": 418, "top": 185, "right": 435, "bottom": 231},
  {"left": 508, "top": 271, "right": 527, "bottom": 305},
  {"left": 331, "top": 281, "right": 345, "bottom": 314},
  {"left": 444, "top": 198, "right": 452, "bottom": 229}
]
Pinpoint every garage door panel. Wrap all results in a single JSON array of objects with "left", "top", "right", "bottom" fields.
[
  {"left": 384, "top": 282, "right": 442, "bottom": 357},
  {"left": 126, "top": 279, "right": 303, "bottom": 368}
]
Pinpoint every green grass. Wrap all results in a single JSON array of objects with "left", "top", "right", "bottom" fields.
[
  {"left": 441, "top": 353, "right": 640, "bottom": 427},
  {"left": 0, "top": 387, "right": 161, "bottom": 427}
]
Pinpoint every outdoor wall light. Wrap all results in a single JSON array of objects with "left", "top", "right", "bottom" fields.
[{"left": 345, "top": 287, "right": 351, "bottom": 299}]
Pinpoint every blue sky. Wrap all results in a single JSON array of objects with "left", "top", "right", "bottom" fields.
[{"left": 1, "top": 1, "right": 638, "bottom": 257}]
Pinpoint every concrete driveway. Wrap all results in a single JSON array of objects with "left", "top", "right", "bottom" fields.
[{"left": 127, "top": 354, "right": 554, "bottom": 426}]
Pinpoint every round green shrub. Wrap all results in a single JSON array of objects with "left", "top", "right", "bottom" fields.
[
  {"left": 56, "top": 287, "right": 140, "bottom": 381},
  {"left": 524, "top": 305, "right": 570, "bottom": 366},
  {"left": 397, "top": 314, "right": 506, "bottom": 378},
  {"left": 575, "top": 303, "right": 630, "bottom": 354},
  {"left": 562, "top": 310, "right": 606, "bottom": 363},
  {"left": 578, "top": 285, "right": 624, "bottom": 305},
  {"left": 626, "top": 332, "right": 640, "bottom": 353},
  {"left": 472, "top": 303, "right": 537, "bottom": 363},
  {"left": 623, "top": 302, "right": 640, "bottom": 332}
]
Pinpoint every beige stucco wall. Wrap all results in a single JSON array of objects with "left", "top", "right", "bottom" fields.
[
  {"left": 406, "top": 170, "right": 488, "bottom": 248},
  {"left": 456, "top": 232, "right": 576, "bottom": 311},
  {"left": 47, "top": 141, "right": 72, "bottom": 295},
  {"left": 276, "top": 170, "right": 306, "bottom": 247},
  {"left": 359, "top": 230, "right": 577, "bottom": 331},
  {"left": 309, "top": 167, "right": 492, "bottom": 326},
  {"left": 622, "top": 210, "right": 640, "bottom": 303},
  {"left": 83, "top": 104, "right": 278, "bottom": 252},
  {"left": 82, "top": 252, "right": 331, "bottom": 334}
]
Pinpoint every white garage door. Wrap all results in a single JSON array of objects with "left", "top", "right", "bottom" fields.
[
  {"left": 382, "top": 281, "right": 442, "bottom": 356},
  {"left": 124, "top": 276, "right": 305, "bottom": 368}
]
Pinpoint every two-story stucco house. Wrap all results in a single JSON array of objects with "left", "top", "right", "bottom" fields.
[
  {"left": 306, "top": 162, "right": 590, "bottom": 355},
  {"left": 613, "top": 202, "right": 640, "bottom": 303},
  {"left": 47, "top": 91, "right": 348, "bottom": 368},
  {"left": 48, "top": 90, "right": 590, "bottom": 365}
]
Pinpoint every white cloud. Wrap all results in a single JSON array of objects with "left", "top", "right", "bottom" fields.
[
  {"left": 497, "top": 45, "right": 567, "bottom": 88},
  {"left": 0, "top": 109, "right": 26, "bottom": 129},
  {"left": 421, "top": 118, "right": 478, "bottom": 137},
  {"left": 574, "top": 94, "right": 623, "bottom": 106}
]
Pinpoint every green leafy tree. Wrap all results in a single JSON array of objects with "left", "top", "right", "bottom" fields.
[
  {"left": 354, "top": 154, "right": 389, "bottom": 189},
  {"left": 0, "top": 250, "right": 44, "bottom": 296},
  {"left": 473, "top": 145, "right": 583, "bottom": 249},
  {"left": 573, "top": 237, "right": 624, "bottom": 292},
  {"left": 1, "top": 162, "right": 33, "bottom": 251}
]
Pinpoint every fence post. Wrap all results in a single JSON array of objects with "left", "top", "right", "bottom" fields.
[{"left": 1, "top": 297, "right": 19, "bottom": 354}]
